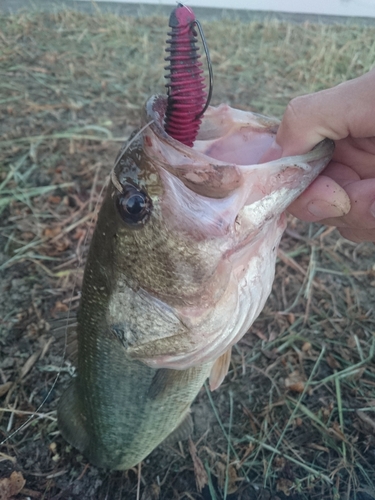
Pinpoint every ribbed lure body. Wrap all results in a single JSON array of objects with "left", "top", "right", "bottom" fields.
[{"left": 164, "top": 4, "right": 206, "bottom": 146}]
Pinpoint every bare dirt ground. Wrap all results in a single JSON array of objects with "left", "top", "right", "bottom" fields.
[{"left": 1, "top": 9, "right": 375, "bottom": 500}]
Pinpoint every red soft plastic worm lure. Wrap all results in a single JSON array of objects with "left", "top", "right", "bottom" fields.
[{"left": 164, "top": 4, "right": 212, "bottom": 147}]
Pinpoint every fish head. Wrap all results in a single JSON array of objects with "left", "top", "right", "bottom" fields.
[{"left": 97, "top": 94, "right": 333, "bottom": 369}]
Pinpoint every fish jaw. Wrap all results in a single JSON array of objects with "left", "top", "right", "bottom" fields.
[{"left": 109, "top": 95, "right": 333, "bottom": 370}]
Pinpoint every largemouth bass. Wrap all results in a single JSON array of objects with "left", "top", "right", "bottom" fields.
[{"left": 57, "top": 94, "right": 333, "bottom": 470}]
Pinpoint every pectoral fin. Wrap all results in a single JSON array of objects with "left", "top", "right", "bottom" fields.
[
  {"left": 162, "top": 412, "right": 193, "bottom": 445},
  {"left": 148, "top": 368, "right": 176, "bottom": 400},
  {"left": 209, "top": 347, "right": 232, "bottom": 391}
]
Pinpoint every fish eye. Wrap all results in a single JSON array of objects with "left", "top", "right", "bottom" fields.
[{"left": 116, "top": 184, "right": 152, "bottom": 227}]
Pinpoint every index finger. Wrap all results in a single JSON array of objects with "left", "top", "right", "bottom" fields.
[{"left": 276, "top": 69, "right": 375, "bottom": 157}]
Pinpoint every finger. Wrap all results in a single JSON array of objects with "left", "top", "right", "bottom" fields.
[
  {"left": 322, "top": 161, "right": 360, "bottom": 186},
  {"left": 333, "top": 136, "right": 375, "bottom": 178},
  {"left": 288, "top": 175, "right": 351, "bottom": 222},
  {"left": 339, "top": 227, "right": 375, "bottom": 243},
  {"left": 320, "top": 179, "right": 375, "bottom": 230},
  {"left": 276, "top": 69, "right": 375, "bottom": 157}
]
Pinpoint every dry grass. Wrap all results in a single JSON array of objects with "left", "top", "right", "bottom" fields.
[{"left": 0, "top": 8, "right": 375, "bottom": 500}]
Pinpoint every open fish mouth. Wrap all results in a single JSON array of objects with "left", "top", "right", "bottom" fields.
[
  {"left": 145, "top": 94, "right": 334, "bottom": 212},
  {"left": 111, "top": 95, "right": 334, "bottom": 372}
]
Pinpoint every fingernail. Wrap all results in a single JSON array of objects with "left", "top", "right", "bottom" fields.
[
  {"left": 259, "top": 140, "right": 283, "bottom": 163},
  {"left": 307, "top": 200, "right": 347, "bottom": 219}
]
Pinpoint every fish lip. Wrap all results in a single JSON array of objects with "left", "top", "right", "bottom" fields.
[
  {"left": 146, "top": 95, "right": 172, "bottom": 143},
  {"left": 274, "top": 138, "right": 335, "bottom": 167}
]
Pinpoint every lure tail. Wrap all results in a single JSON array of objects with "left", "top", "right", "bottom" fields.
[{"left": 164, "top": 4, "right": 211, "bottom": 147}]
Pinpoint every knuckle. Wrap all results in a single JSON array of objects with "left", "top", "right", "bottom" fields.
[{"left": 284, "top": 95, "right": 308, "bottom": 123}]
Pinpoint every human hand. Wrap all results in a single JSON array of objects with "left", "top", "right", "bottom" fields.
[{"left": 270, "top": 69, "right": 375, "bottom": 243}]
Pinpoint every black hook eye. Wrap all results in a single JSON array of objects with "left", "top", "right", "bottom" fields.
[{"left": 116, "top": 184, "right": 152, "bottom": 227}]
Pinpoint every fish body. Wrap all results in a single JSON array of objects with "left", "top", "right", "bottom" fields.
[{"left": 58, "top": 95, "right": 334, "bottom": 470}]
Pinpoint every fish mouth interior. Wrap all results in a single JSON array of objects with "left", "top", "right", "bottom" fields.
[
  {"left": 148, "top": 95, "right": 279, "bottom": 166},
  {"left": 194, "top": 126, "right": 276, "bottom": 166}
]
